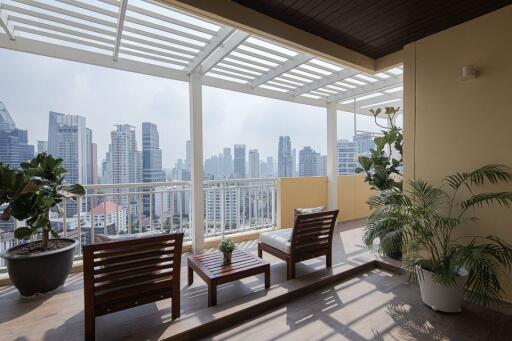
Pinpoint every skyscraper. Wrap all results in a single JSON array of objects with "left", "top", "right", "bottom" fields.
[
  {"left": 291, "top": 148, "right": 297, "bottom": 176},
  {"left": 337, "top": 139, "right": 358, "bottom": 175},
  {"left": 37, "top": 141, "right": 48, "bottom": 155},
  {"left": 142, "top": 122, "right": 166, "bottom": 216},
  {"left": 0, "top": 102, "right": 34, "bottom": 168},
  {"left": 278, "top": 136, "right": 292, "bottom": 177},
  {"left": 317, "top": 155, "right": 327, "bottom": 176},
  {"left": 248, "top": 149, "right": 259, "bottom": 178},
  {"left": 266, "top": 156, "right": 274, "bottom": 177},
  {"left": 110, "top": 124, "right": 139, "bottom": 185},
  {"left": 185, "top": 140, "right": 191, "bottom": 171},
  {"left": 353, "top": 133, "right": 375, "bottom": 156},
  {"left": 86, "top": 128, "right": 93, "bottom": 185},
  {"left": 48, "top": 111, "right": 88, "bottom": 184},
  {"left": 223, "top": 147, "right": 232, "bottom": 178},
  {"left": 299, "top": 146, "right": 319, "bottom": 177},
  {"left": 233, "top": 144, "right": 246, "bottom": 179}
]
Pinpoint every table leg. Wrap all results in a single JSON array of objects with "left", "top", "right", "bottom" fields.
[
  {"left": 208, "top": 281, "right": 217, "bottom": 307},
  {"left": 188, "top": 265, "right": 193, "bottom": 286},
  {"left": 264, "top": 265, "right": 270, "bottom": 289}
]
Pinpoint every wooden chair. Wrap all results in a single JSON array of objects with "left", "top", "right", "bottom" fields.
[
  {"left": 82, "top": 233, "right": 183, "bottom": 341},
  {"left": 258, "top": 210, "right": 339, "bottom": 280}
]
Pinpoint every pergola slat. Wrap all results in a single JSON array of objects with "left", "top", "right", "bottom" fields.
[
  {"left": 250, "top": 54, "right": 311, "bottom": 87},
  {"left": 185, "top": 27, "right": 233, "bottom": 73},
  {"left": 291, "top": 69, "right": 359, "bottom": 96},
  {"left": 200, "top": 30, "right": 249, "bottom": 74},
  {"left": 113, "top": 0, "right": 128, "bottom": 61},
  {"left": 0, "top": 9, "right": 15, "bottom": 40}
]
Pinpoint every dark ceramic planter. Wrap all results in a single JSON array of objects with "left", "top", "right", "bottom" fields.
[
  {"left": 385, "top": 250, "right": 403, "bottom": 260},
  {"left": 223, "top": 251, "right": 232, "bottom": 265},
  {"left": 1, "top": 238, "right": 77, "bottom": 297}
]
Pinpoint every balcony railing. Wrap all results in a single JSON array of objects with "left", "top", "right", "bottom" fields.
[{"left": 0, "top": 178, "right": 277, "bottom": 270}]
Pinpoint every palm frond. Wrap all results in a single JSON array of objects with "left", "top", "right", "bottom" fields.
[
  {"left": 460, "top": 192, "right": 512, "bottom": 211},
  {"left": 443, "top": 165, "right": 512, "bottom": 191}
]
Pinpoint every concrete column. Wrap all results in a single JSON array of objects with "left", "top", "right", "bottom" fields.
[
  {"left": 189, "top": 71, "right": 204, "bottom": 253},
  {"left": 326, "top": 102, "right": 338, "bottom": 211}
]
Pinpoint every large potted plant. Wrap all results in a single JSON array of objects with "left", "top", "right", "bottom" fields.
[
  {"left": 368, "top": 165, "right": 512, "bottom": 312},
  {"left": 0, "top": 153, "right": 85, "bottom": 297},
  {"left": 355, "top": 107, "right": 404, "bottom": 259}
]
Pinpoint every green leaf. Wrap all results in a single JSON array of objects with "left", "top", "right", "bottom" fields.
[{"left": 14, "top": 226, "right": 33, "bottom": 239}]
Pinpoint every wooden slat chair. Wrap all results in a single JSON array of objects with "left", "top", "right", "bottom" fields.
[
  {"left": 258, "top": 210, "right": 339, "bottom": 280},
  {"left": 82, "top": 233, "right": 183, "bottom": 341}
]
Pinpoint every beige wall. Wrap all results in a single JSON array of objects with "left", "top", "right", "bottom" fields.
[
  {"left": 403, "top": 5, "right": 512, "bottom": 301},
  {"left": 276, "top": 176, "right": 373, "bottom": 228}
]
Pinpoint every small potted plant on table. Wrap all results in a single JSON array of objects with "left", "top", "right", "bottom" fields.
[
  {"left": 0, "top": 153, "right": 85, "bottom": 297},
  {"left": 218, "top": 237, "right": 235, "bottom": 265}
]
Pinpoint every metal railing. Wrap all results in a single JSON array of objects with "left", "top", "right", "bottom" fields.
[{"left": 0, "top": 178, "right": 276, "bottom": 269}]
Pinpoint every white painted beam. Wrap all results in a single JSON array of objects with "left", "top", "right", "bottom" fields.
[
  {"left": 326, "top": 102, "right": 338, "bottom": 212},
  {"left": 329, "top": 77, "right": 402, "bottom": 102},
  {"left": 249, "top": 54, "right": 311, "bottom": 87},
  {"left": 113, "top": 0, "right": 128, "bottom": 61},
  {"left": 200, "top": 30, "right": 249, "bottom": 74},
  {"left": 0, "top": 9, "right": 15, "bottom": 40},
  {"left": 189, "top": 71, "right": 205, "bottom": 253},
  {"left": 186, "top": 27, "right": 234, "bottom": 73},
  {"left": 291, "top": 69, "right": 358, "bottom": 96}
]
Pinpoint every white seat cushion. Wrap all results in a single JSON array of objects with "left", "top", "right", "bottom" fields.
[{"left": 260, "top": 228, "right": 292, "bottom": 254}]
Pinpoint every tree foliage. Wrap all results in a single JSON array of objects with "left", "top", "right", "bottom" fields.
[
  {"left": 367, "top": 164, "right": 512, "bottom": 306},
  {"left": 0, "top": 153, "right": 85, "bottom": 249}
]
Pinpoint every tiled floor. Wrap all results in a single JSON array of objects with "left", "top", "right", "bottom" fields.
[
  {"left": 206, "top": 269, "right": 512, "bottom": 341},
  {"left": 0, "top": 219, "right": 375, "bottom": 340}
]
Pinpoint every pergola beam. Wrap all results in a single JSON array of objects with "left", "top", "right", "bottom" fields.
[
  {"left": 200, "top": 30, "right": 249, "bottom": 74},
  {"left": 329, "top": 77, "right": 402, "bottom": 102},
  {"left": 186, "top": 27, "right": 234, "bottom": 73},
  {"left": 249, "top": 54, "right": 311, "bottom": 87},
  {"left": 291, "top": 68, "right": 358, "bottom": 96},
  {"left": 113, "top": 0, "right": 128, "bottom": 61},
  {"left": 0, "top": 9, "right": 15, "bottom": 40}
]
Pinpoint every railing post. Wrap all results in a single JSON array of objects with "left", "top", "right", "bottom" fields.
[
  {"left": 220, "top": 181, "right": 225, "bottom": 236},
  {"left": 327, "top": 101, "right": 338, "bottom": 211},
  {"left": 189, "top": 70, "right": 204, "bottom": 253}
]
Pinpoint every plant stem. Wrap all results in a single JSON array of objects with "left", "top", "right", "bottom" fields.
[{"left": 41, "top": 228, "right": 49, "bottom": 249}]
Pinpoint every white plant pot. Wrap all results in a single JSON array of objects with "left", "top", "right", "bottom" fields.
[{"left": 417, "top": 266, "right": 468, "bottom": 313}]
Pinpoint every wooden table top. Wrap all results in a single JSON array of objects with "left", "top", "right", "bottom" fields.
[{"left": 188, "top": 249, "right": 269, "bottom": 280}]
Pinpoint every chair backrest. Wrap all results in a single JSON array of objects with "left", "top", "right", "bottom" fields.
[
  {"left": 291, "top": 210, "right": 339, "bottom": 261},
  {"left": 82, "top": 233, "right": 183, "bottom": 317}
]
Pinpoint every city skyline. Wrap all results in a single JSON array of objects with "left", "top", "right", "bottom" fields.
[{"left": 0, "top": 49, "right": 389, "bottom": 169}]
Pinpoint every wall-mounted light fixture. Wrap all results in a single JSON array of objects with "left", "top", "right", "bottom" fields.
[{"left": 461, "top": 65, "right": 478, "bottom": 81}]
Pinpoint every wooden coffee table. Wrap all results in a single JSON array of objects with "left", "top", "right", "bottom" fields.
[{"left": 187, "top": 249, "right": 270, "bottom": 306}]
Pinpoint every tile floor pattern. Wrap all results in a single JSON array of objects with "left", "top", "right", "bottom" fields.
[{"left": 205, "top": 269, "right": 512, "bottom": 341}]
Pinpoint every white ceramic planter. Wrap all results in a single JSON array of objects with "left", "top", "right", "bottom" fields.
[{"left": 417, "top": 266, "right": 468, "bottom": 313}]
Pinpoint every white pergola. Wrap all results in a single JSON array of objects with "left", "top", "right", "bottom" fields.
[{"left": 0, "top": 0, "right": 403, "bottom": 252}]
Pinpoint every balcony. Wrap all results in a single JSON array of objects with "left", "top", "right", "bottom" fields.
[{"left": 2, "top": 0, "right": 512, "bottom": 340}]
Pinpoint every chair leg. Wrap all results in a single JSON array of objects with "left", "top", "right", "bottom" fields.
[
  {"left": 84, "top": 311, "right": 95, "bottom": 341},
  {"left": 326, "top": 253, "right": 332, "bottom": 268},
  {"left": 172, "top": 290, "right": 180, "bottom": 319},
  {"left": 258, "top": 243, "right": 263, "bottom": 258},
  {"left": 287, "top": 258, "right": 295, "bottom": 280}
]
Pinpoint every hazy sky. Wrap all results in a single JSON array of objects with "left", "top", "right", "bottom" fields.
[{"left": 0, "top": 48, "right": 380, "bottom": 168}]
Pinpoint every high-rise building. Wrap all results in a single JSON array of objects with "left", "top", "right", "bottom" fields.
[
  {"left": 248, "top": 149, "right": 259, "bottom": 178},
  {"left": 37, "top": 140, "right": 48, "bottom": 155},
  {"left": 223, "top": 147, "right": 232, "bottom": 178},
  {"left": 266, "top": 156, "right": 274, "bottom": 177},
  {"left": 142, "top": 122, "right": 166, "bottom": 216},
  {"left": 337, "top": 139, "right": 358, "bottom": 175},
  {"left": 110, "top": 124, "right": 139, "bottom": 184},
  {"left": 317, "top": 155, "right": 327, "bottom": 176},
  {"left": 291, "top": 148, "right": 297, "bottom": 176},
  {"left": 0, "top": 102, "right": 34, "bottom": 168},
  {"left": 48, "top": 111, "right": 88, "bottom": 185},
  {"left": 85, "top": 128, "right": 94, "bottom": 185},
  {"left": 185, "top": 140, "right": 191, "bottom": 171},
  {"left": 204, "top": 154, "right": 224, "bottom": 179},
  {"left": 233, "top": 144, "right": 246, "bottom": 179},
  {"left": 278, "top": 136, "right": 292, "bottom": 177},
  {"left": 299, "top": 146, "right": 319, "bottom": 176},
  {"left": 353, "top": 133, "right": 375, "bottom": 156},
  {"left": 91, "top": 143, "right": 98, "bottom": 184}
]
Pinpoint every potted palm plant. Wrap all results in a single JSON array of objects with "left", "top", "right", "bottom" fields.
[
  {"left": 0, "top": 153, "right": 85, "bottom": 297},
  {"left": 356, "top": 107, "right": 404, "bottom": 259},
  {"left": 368, "top": 165, "right": 512, "bottom": 312},
  {"left": 218, "top": 237, "right": 235, "bottom": 265}
]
